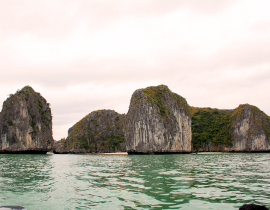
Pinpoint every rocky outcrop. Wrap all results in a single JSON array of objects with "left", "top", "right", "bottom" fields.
[
  {"left": 54, "top": 109, "right": 126, "bottom": 153},
  {"left": 0, "top": 86, "right": 54, "bottom": 153},
  {"left": 125, "top": 85, "right": 192, "bottom": 154},
  {"left": 53, "top": 139, "right": 67, "bottom": 154},
  {"left": 191, "top": 104, "right": 270, "bottom": 152},
  {"left": 230, "top": 104, "right": 270, "bottom": 152}
]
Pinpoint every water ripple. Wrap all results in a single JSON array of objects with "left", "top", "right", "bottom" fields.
[{"left": 1, "top": 153, "right": 270, "bottom": 209}]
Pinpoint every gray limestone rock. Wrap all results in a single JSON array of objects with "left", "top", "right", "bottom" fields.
[
  {"left": 125, "top": 85, "right": 192, "bottom": 154},
  {"left": 0, "top": 86, "right": 54, "bottom": 153},
  {"left": 230, "top": 104, "right": 270, "bottom": 152}
]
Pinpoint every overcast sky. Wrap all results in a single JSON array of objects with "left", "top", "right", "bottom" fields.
[{"left": 0, "top": 0, "right": 270, "bottom": 140}]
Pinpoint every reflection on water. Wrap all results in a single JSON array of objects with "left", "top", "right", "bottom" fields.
[{"left": 0, "top": 153, "right": 270, "bottom": 210}]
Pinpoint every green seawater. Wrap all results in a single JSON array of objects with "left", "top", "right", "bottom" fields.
[{"left": 0, "top": 153, "right": 270, "bottom": 210}]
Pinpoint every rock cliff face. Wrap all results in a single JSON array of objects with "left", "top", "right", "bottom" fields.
[
  {"left": 230, "top": 104, "right": 270, "bottom": 152},
  {"left": 0, "top": 86, "right": 54, "bottom": 153},
  {"left": 125, "top": 85, "right": 192, "bottom": 154},
  {"left": 191, "top": 104, "right": 270, "bottom": 152},
  {"left": 54, "top": 109, "right": 126, "bottom": 153}
]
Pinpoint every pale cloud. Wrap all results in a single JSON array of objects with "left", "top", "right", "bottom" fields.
[{"left": 0, "top": 0, "right": 270, "bottom": 139}]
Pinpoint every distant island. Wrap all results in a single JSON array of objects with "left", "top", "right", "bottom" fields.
[{"left": 1, "top": 85, "right": 270, "bottom": 154}]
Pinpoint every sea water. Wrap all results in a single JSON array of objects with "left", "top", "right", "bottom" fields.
[{"left": 0, "top": 153, "right": 270, "bottom": 210}]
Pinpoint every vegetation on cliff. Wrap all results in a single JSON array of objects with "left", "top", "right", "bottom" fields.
[
  {"left": 18, "top": 86, "right": 52, "bottom": 130},
  {"left": 139, "top": 85, "right": 190, "bottom": 117},
  {"left": 56, "top": 109, "right": 126, "bottom": 153},
  {"left": 190, "top": 107, "right": 233, "bottom": 150},
  {"left": 190, "top": 104, "right": 270, "bottom": 152}
]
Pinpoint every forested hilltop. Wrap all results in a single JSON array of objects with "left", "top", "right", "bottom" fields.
[
  {"left": 190, "top": 107, "right": 233, "bottom": 151},
  {"left": 56, "top": 84, "right": 270, "bottom": 154}
]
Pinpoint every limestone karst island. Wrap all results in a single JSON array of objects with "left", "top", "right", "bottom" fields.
[
  {"left": 1, "top": 85, "right": 270, "bottom": 154},
  {"left": 0, "top": 86, "right": 54, "bottom": 153}
]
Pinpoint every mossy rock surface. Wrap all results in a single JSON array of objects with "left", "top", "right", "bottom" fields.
[{"left": 55, "top": 109, "right": 126, "bottom": 153}]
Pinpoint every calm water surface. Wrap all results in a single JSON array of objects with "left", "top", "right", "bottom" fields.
[{"left": 0, "top": 153, "right": 270, "bottom": 210}]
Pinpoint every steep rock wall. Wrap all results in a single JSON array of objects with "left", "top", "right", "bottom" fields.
[
  {"left": 54, "top": 109, "right": 126, "bottom": 153},
  {"left": 125, "top": 85, "right": 192, "bottom": 154},
  {"left": 0, "top": 86, "right": 54, "bottom": 153},
  {"left": 230, "top": 104, "right": 270, "bottom": 152}
]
